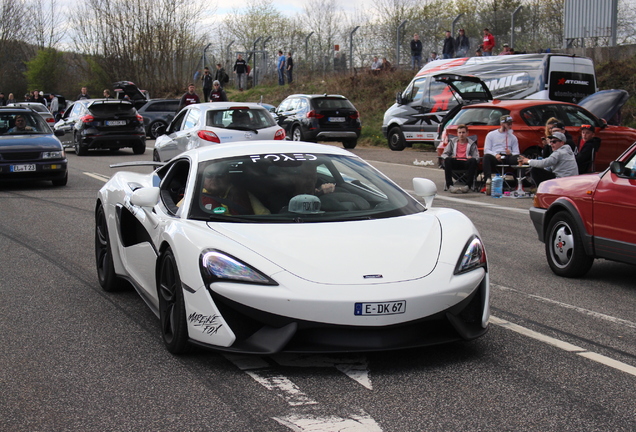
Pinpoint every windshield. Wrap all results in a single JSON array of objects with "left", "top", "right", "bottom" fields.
[
  {"left": 206, "top": 108, "right": 276, "bottom": 130},
  {"left": 188, "top": 153, "right": 424, "bottom": 222},
  {"left": 88, "top": 102, "right": 136, "bottom": 115},
  {"left": 0, "top": 112, "right": 51, "bottom": 135}
]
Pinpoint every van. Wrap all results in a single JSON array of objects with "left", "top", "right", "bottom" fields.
[{"left": 382, "top": 53, "right": 597, "bottom": 150}]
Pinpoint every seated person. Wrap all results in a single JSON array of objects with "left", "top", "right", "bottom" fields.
[
  {"left": 482, "top": 115, "right": 520, "bottom": 187},
  {"left": 518, "top": 132, "right": 578, "bottom": 186},
  {"left": 441, "top": 124, "right": 478, "bottom": 193},
  {"left": 200, "top": 163, "right": 269, "bottom": 215},
  {"left": 575, "top": 124, "right": 601, "bottom": 174},
  {"left": 8, "top": 115, "right": 35, "bottom": 133}
]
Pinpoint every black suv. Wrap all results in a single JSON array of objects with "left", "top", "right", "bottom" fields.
[
  {"left": 54, "top": 99, "right": 146, "bottom": 155},
  {"left": 137, "top": 99, "right": 180, "bottom": 139},
  {"left": 275, "top": 94, "right": 361, "bottom": 149}
]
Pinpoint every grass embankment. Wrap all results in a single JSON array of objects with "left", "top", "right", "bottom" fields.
[
  {"left": 225, "top": 69, "right": 416, "bottom": 147},
  {"left": 224, "top": 56, "right": 636, "bottom": 148}
]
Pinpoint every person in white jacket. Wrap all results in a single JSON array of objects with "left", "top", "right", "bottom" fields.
[{"left": 518, "top": 131, "right": 578, "bottom": 186}]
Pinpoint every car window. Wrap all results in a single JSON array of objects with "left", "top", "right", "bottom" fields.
[
  {"left": 88, "top": 103, "right": 136, "bottom": 115},
  {"left": 159, "top": 159, "right": 190, "bottom": 215},
  {"left": 71, "top": 103, "right": 84, "bottom": 117},
  {"left": 403, "top": 77, "right": 427, "bottom": 103},
  {"left": 277, "top": 99, "right": 291, "bottom": 112},
  {"left": 146, "top": 101, "right": 180, "bottom": 112},
  {"left": 206, "top": 108, "right": 276, "bottom": 129},
  {"left": 521, "top": 104, "right": 562, "bottom": 126},
  {"left": 313, "top": 98, "right": 354, "bottom": 110},
  {"left": 449, "top": 107, "right": 509, "bottom": 126},
  {"left": 559, "top": 105, "right": 599, "bottom": 127},
  {"left": 519, "top": 107, "right": 544, "bottom": 126},
  {"left": 188, "top": 153, "right": 423, "bottom": 221},
  {"left": 183, "top": 108, "right": 200, "bottom": 130},
  {"left": 297, "top": 99, "right": 309, "bottom": 111},
  {"left": 0, "top": 112, "right": 50, "bottom": 135},
  {"left": 169, "top": 110, "right": 187, "bottom": 133}
]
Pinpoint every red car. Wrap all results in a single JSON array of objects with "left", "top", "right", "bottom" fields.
[
  {"left": 438, "top": 74, "right": 636, "bottom": 171},
  {"left": 529, "top": 141, "right": 636, "bottom": 277}
]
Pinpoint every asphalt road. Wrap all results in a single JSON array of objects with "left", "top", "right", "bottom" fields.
[{"left": 1, "top": 143, "right": 634, "bottom": 432}]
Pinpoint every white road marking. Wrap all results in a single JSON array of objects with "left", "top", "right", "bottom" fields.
[
  {"left": 245, "top": 371, "right": 318, "bottom": 406},
  {"left": 273, "top": 410, "right": 383, "bottom": 432},
  {"left": 494, "top": 284, "right": 636, "bottom": 330},
  {"left": 84, "top": 172, "right": 110, "bottom": 182},
  {"left": 491, "top": 316, "right": 636, "bottom": 377},
  {"left": 272, "top": 354, "right": 372, "bottom": 390}
]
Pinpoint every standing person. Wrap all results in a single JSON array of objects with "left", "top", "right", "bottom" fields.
[
  {"left": 7, "top": 93, "right": 16, "bottom": 104},
  {"left": 381, "top": 57, "right": 392, "bottom": 72},
  {"left": 31, "top": 90, "right": 46, "bottom": 105},
  {"left": 178, "top": 83, "right": 199, "bottom": 112},
  {"left": 410, "top": 33, "right": 423, "bottom": 70},
  {"left": 481, "top": 28, "right": 495, "bottom": 56},
  {"left": 49, "top": 94, "right": 59, "bottom": 118},
  {"left": 482, "top": 115, "right": 520, "bottom": 191},
  {"left": 77, "top": 87, "right": 90, "bottom": 100},
  {"left": 214, "top": 63, "right": 229, "bottom": 87},
  {"left": 103, "top": 89, "right": 111, "bottom": 99},
  {"left": 455, "top": 28, "right": 470, "bottom": 58},
  {"left": 286, "top": 52, "right": 294, "bottom": 84},
  {"left": 370, "top": 56, "right": 382, "bottom": 73},
  {"left": 518, "top": 132, "right": 578, "bottom": 186},
  {"left": 201, "top": 67, "right": 213, "bottom": 102},
  {"left": 233, "top": 54, "right": 248, "bottom": 91},
  {"left": 442, "top": 124, "right": 479, "bottom": 193},
  {"left": 442, "top": 30, "right": 455, "bottom": 59},
  {"left": 575, "top": 124, "right": 601, "bottom": 174},
  {"left": 0, "top": 93, "right": 6, "bottom": 106},
  {"left": 277, "top": 50, "right": 286, "bottom": 85},
  {"left": 209, "top": 81, "right": 228, "bottom": 102}
]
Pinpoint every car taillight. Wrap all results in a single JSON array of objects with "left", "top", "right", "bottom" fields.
[
  {"left": 136, "top": 114, "right": 143, "bottom": 122},
  {"left": 80, "top": 114, "right": 94, "bottom": 123},
  {"left": 349, "top": 111, "right": 359, "bottom": 120},
  {"left": 197, "top": 130, "right": 220, "bottom": 143},
  {"left": 46, "top": 117, "right": 55, "bottom": 123},
  {"left": 306, "top": 110, "right": 324, "bottom": 119},
  {"left": 274, "top": 128, "right": 286, "bottom": 140}
]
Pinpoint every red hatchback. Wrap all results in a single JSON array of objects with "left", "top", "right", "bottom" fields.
[
  {"left": 438, "top": 74, "right": 636, "bottom": 171},
  {"left": 529, "top": 141, "right": 636, "bottom": 277}
]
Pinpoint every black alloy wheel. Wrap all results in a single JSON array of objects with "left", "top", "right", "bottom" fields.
[
  {"left": 157, "top": 249, "right": 190, "bottom": 354},
  {"left": 95, "top": 204, "right": 123, "bottom": 291}
]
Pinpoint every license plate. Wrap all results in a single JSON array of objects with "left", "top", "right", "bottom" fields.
[
  {"left": 106, "top": 120, "right": 126, "bottom": 126},
  {"left": 329, "top": 117, "right": 345, "bottom": 122},
  {"left": 11, "top": 164, "right": 36, "bottom": 172},
  {"left": 354, "top": 300, "right": 406, "bottom": 316}
]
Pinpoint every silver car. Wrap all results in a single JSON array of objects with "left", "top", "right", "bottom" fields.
[
  {"left": 7, "top": 102, "right": 55, "bottom": 127},
  {"left": 153, "top": 102, "right": 285, "bottom": 161}
]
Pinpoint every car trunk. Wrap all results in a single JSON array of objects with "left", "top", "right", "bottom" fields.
[
  {"left": 88, "top": 102, "right": 141, "bottom": 133},
  {"left": 312, "top": 98, "right": 359, "bottom": 131}
]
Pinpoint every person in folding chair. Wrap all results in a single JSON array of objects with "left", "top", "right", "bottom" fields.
[
  {"left": 481, "top": 115, "right": 521, "bottom": 193},
  {"left": 575, "top": 124, "right": 601, "bottom": 174},
  {"left": 442, "top": 124, "right": 479, "bottom": 193}
]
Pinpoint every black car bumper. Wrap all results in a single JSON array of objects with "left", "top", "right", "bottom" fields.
[{"left": 80, "top": 132, "right": 146, "bottom": 149}]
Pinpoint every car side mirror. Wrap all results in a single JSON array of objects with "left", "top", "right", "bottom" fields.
[
  {"left": 600, "top": 118, "right": 608, "bottom": 129},
  {"left": 412, "top": 178, "right": 437, "bottom": 208},
  {"left": 130, "top": 187, "right": 160, "bottom": 207},
  {"left": 155, "top": 125, "right": 166, "bottom": 136},
  {"left": 54, "top": 129, "right": 65, "bottom": 137},
  {"left": 396, "top": 91, "right": 404, "bottom": 105},
  {"left": 609, "top": 160, "right": 625, "bottom": 175}
]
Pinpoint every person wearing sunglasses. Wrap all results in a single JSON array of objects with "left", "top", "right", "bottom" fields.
[{"left": 518, "top": 131, "right": 578, "bottom": 187}]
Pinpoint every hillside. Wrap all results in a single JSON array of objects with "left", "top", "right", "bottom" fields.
[{"left": 225, "top": 57, "right": 636, "bottom": 148}]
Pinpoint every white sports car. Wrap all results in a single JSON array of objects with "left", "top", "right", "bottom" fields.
[
  {"left": 153, "top": 102, "right": 285, "bottom": 162},
  {"left": 96, "top": 141, "right": 489, "bottom": 354}
]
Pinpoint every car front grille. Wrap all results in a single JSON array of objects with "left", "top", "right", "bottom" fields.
[{"left": 1, "top": 152, "right": 41, "bottom": 161}]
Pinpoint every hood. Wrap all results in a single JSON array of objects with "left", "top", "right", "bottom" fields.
[
  {"left": 578, "top": 89, "right": 629, "bottom": 125},
  {"left": 0, "top": 134, "right": 63, "bottom": 151},
  {"left": 209, "top": 214, "right": 441, "bottom": 285}
]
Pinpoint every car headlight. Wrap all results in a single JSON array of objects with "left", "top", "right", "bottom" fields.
[
  {"left": 200, "top": 249, "right": 277, "bottom": 286},
  {"left": 42, "top": 151, "right": 65, "bottom": 159},
  {"left": 454, "top": 236, "right": 487, "bottom": 275}
]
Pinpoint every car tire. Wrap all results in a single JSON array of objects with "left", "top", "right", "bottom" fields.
[
  {"left": 133, "top": 141, "right": 146, "bottom": 155},
  {"left": 52, "top": 172, "right": 68, "bottom": 187},
  {"left": 74, "top": 133, "right": 88, "bottom": 156},
  {"left": 157, "top": 249, "right": 191, "bottom": 354},
  {"left": 153, "top": 149, "right": 161, "bottom": 162},
  {"left": 291, "top": 125, "right": 304, "bottom": 141},
  {"left": 149, "top": 121, "right": 166, "bottom": 140},
  {"left": 545, "top": 211, "right": 594, "bottom": 277},
  {"left": 388, "top": 127, "right": 406, "bottom": 151},
  {"left": 95, "top": 203, "right": 125, "bottom": 292},
  {"left": 343, "top": 139, "right": 357, "bottom": 149}
]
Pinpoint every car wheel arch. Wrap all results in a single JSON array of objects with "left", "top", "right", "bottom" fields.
[{"left": 544, "top": 198, "right": 594, "bottom": 256}]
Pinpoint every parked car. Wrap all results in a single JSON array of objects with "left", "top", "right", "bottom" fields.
[
  {"left": 437, "top": 74, "right": 636, "bottom": 170},
  {"left": 530, "top": 141, "right": 636, "bottom": 277},
  {"left": 275, "top": 94, "right": 361, "bottom": 149},
  {"left": 137, "top": 99, "right": 180, "bottom": 139},
  {"left": 54, "top": 99, "right": 146, "bottom": 156},
  {"left": 153, "top": 102, "right": 285, "bottom": 162},
  {"left": 7, "top": 102, "right": 55, "bottom": 126},
  {"left": 95, "top": 141, "right": 489, "bottom": 354},
  {"left": 0, "top": 107, "right": 67, "bottom": 186}
]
